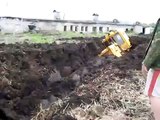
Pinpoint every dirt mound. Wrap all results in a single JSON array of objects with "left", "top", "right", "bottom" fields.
[
  {"left": 0, "top": 40, "right": 104, "bottom": 119},
  {"left": 111, "top": 35, "right": 151, "bottom": 70},
  {"left": 0, "top": 35, "right": 151, "bottom": 120}
]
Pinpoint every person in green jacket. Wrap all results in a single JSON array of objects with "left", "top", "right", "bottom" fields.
[{"left": 142, "top": 20, "right": 160, "bottom": 120}]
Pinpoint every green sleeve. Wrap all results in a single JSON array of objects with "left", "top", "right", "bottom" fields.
[{"left": 143, "top": 40, "right": 160, "bottom": 69}]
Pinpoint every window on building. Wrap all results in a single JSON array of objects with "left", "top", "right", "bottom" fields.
[
  {"left": 99, "top": 27, "right": 103, "bottom": 32},
  {"left": 64, "top": 26, "right": 67, "bottom": 31},
  {"left": 75, "top": 26, "right": 78, "bottom": 31},
  {"left": 107, "top": 27, "right": 110, "bottom": 31},
  {"left": 28, "top": 25, "right": 36, "bottom": 31},
  {"left": 70, "top": 25, "right": 73, "bottom": 31},
  {"left": 92, "top": 27, "right": 97, "bottom": 32},
  {"left": 81, "top": 26, "right": 84, "bottom": 31},
  {"left": 85, "top": 26, "right": 88, "bottom": 32}
]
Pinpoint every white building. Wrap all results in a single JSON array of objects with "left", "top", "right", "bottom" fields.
[
  {"left": 134, "top": 25, "right": 154, "bottom": 34},
  {"left": 0, "top": 16, "right": 153, "bottom": 34}
]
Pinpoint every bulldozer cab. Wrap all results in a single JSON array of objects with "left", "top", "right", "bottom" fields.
[
  {"left": 112, "top": 33, "right": 124, "bottom": 45},
  {"left": 113, "top": 31, "right": 131, "bottom": 51},
  {"left": 99, "top": 30, "right": 132, "bottom": 57}
]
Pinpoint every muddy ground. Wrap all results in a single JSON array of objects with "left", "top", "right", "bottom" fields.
[{"left": 0, "top": 35, "right": 153, "bottom": 120}]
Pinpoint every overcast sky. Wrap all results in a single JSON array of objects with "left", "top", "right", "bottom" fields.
[{"left": 0, "top": 0, "right": 159, "bottom": 24}]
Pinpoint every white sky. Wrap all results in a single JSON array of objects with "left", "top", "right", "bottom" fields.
[{"left": 0, "top": 0, "right": 159, "bottom": 24}]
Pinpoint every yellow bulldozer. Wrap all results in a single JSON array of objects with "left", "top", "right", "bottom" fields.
[{"left": 98, "top": 30, "right": 132, "bottom": 57}]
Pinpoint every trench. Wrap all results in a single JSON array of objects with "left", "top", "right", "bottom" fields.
[{"left": 0, "top": 35, "right": 151, "bottom": 119}]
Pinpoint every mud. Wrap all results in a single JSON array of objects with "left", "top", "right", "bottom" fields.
[{"left": 0, "top": 35, "right": 151, "bottom": 120}]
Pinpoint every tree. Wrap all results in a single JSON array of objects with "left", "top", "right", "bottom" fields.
[
  {"left": 149, "top": 23, "right": 156, "bottom": 27},
  {"left": 113, "top": 19, "right": 119, "bottom": 23},
  {"left": 92, "top": 13, "right": 99, "bottom": 16},
  {"left": 135, "top": 21, "right": 141, "bottom": 25},
  {"left": 53, "top": 10, "right": 57, "bottom": 13}
]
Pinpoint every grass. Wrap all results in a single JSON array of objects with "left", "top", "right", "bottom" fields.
[
  {"left": 23, "top": 32, "right": 105, "bottom": 43},
  {"left": 23, "top": 33, "right": 55, "bottom": 44},
  {"left": 126, "top": 31, "right": 137, "bottom": 36},
  {"left": 57, "top": 31, "right": 105, "bottom": 38},
  {"left": 59, "top": 32, "right": 84, "bottom": 38},
  {"left": 0, "top": 31, "right": 136, "bottom": 44}
]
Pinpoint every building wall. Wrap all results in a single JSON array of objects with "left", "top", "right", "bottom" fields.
[
  {"left": 35, "top": 21, "right": 57, "bottom": 31},
  {"left": 0, "top": 18, "right": 59, "bottom": 33},
  {"left": 108, "top": 25, "right": 133, "bottom": 32},
  {"left": 0, "top": 18, "right": 135, "bottom": 34},
  {"left": 57, "top": 23, "right": 134, "bottom": 33},
  {"left": 144, "top": 27, "right": 153, "bottom": 34},
  {"left": 0, "top": 18, "right": 30, "bottom": 33},
  {"left": 134, "top": 25, "right": 153, "bottom": 34},
  {"left": 134, "top": 25, "right": 143, "bottom": 34}
]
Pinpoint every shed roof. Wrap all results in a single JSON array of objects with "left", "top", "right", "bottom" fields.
[{"left": 0, "top": 16, "right": 134, "bottom": 26}]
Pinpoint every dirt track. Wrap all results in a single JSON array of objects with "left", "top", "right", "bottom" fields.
[{"left": 0, "top": 35, "right": 153, "bottom": 120}]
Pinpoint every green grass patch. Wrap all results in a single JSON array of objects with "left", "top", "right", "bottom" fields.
[
  {"left": 126, "top": 31, "right": 137, "bottom": 36},
  {"left": 58, "top": 31, "right": 105, "bottom": 38},
  {"left": 0, "top": 31, "right": 106, "bottom": 44},
  {"left": 24, "top": 33, "right": 55, "bottom": 44}
]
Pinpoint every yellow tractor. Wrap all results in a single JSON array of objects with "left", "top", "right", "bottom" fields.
[{"left": 98, "top": 30, "right": 132, "bottom": 57}]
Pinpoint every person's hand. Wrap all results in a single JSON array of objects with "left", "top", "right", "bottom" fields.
[{"left": 141, "top": 64, "right": 148, "bottom": 78}]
